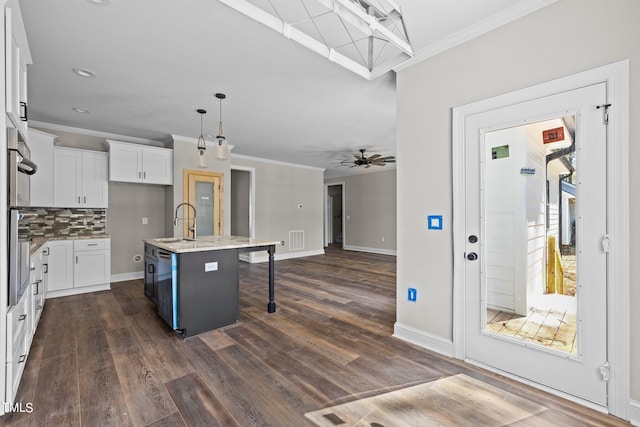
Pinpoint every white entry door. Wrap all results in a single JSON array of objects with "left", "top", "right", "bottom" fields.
[{"left": 463, "top": 82, "right": 608, "bottom": 406}]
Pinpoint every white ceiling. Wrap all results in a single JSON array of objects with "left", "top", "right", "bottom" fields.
[{"left": 19, "top": 0, "right": 555, "bottom": 178}]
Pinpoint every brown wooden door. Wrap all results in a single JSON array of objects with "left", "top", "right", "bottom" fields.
[{"left": 183, "top": 169, "right": 223, "bottom": 236}]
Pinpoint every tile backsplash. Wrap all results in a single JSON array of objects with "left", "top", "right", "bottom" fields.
[{"left": 19, "top": 208, "right": 107, "bottom": 238}]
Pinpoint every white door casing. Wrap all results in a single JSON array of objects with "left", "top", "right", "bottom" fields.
[{"left": 452, "top": 61, "right": 629, "bottom": 419}]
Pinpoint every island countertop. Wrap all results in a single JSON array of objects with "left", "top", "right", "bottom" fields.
[{"left": 143, "top": 235, "right": 281, "bottom": 253}]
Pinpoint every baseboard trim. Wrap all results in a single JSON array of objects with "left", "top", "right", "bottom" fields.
[
  {"left": 47, "top": 283, "right": 111, "bottom": 299},
  {"left": 630, "top": 399, "right": 640, "bottom": 426},
  {"left": 343, "top": 245, "right": 397, "bottom": 256},
  {"left": 110, "top": 272, "right": 144, "bottom": 283},
  {"left": 251, "top": 249, "right": 325, "bottom": 263},
  {"left": 393, "top": 322, "right": 453, "bottom": 357}
]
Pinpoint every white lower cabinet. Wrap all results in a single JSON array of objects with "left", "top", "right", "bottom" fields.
[
  {"left": 5, "top": 291, "right": 29, "bottom": 405},
  {"left": 46, "top": 240, "right": 74, "bottom": 292},
  {"left": 47, "top": 238, "right": 111, "bottom": 298},
  {"left": 74, "top": 239, "right": 111, "bottom": 287}
]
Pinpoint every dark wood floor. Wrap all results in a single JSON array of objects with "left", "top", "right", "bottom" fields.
[{"left": 1, "top": 247, "right": 629, "bottom": 426}]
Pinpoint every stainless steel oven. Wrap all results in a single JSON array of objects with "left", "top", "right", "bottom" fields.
[{"left": 8, "top": 128, "right": 38, "bottom": 306}]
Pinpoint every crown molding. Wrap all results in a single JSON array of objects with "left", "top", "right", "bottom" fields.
[
  {"left": 231, "top": 153, "right": 325, "bottom": 172},
  {"left": 395, "top": 0, "right": 559, "bottom": 73},
  {"left": 30, "top": 121, "right": 164, "bottom": 146}
]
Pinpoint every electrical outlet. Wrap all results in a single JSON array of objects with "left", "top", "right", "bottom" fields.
[
  {"left": 380, "top": 236, "right": 385, "bottom": 242},
  {"left": 408, "top": 288, "right": 417, "bottom": 302},
  {"left": 142, "top": 217, "right": 148, "bottom": 225}
]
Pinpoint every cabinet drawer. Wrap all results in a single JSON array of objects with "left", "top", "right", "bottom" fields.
[
  {"left": 74, "top": 238, "right": 110, "bottom": 251},
  {"left": 7, "top": 292, "right": 29, "bottom": 359},
  {"left": 6, "top": 327, "right": 28, "bottom": 404}
]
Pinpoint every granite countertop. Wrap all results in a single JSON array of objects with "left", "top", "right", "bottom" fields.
[
  {"left": 144, "top": 235, "right": 281, "bottom": 253},
  {"left": 30, "top": 235, "right": 111, "bottom": 255}
]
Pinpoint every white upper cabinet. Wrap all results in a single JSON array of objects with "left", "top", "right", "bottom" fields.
[
  {"left": 107, "top": 140, "right": 173, "bottom": 185},
  {"left": 53, "top": 147, "right": 108, "bottom": 208},
  {"left": 28, "top": 129, "right": 57, "bottom": 207},
  {"left": 4, "top": 0, "right": 31, "bottom": 140}
]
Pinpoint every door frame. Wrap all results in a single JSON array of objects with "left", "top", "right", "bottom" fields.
[
  {"left": 231, "top": 165, "right": 256, "bottom": 262},
  {"left": 452, "top": 61, "right": 629, "bottom": 418},
  {"left": 183, "top": 169, "right": 224, "bottom": 236},
  {"left": 324, "top": 182, "right": 346, "bottom": 247}
]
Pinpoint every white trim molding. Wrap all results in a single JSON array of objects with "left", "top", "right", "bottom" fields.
[
  {"left": 249, "top": 249, "right": 325, "bottom": 263},
  {"left": 31, "top": 121, "right": 163, "bottom": 146},
  {"left": 629, "top": 400, "right": 640, "bottom": 426},
  {"left": 231, "top": 153, "right": 326, "bottom": 172},
  {"left": 393, "top": 323, "right": 453, "bottom": 357},
  {"left": 47, "top": 284, "right": 111, "bottom": 299},
  {"left": 452, "top": 60, "right": 630, "bottom": 420},
  {"left": 111, "top": 272, "right": 144, "bottom": 283},
  {"left": 343, "top": 245, "right": 396, "bottom": 256},
  {"left": 395, "top": 0, "right": 558, "bottom": 73}
]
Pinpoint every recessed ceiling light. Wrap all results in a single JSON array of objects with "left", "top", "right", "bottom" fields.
[
  {"left": 72, "top": 68, "right": 97, "bottom": 78},
  {"left": 85, "top": 0, "right": 110, "bottom": 6},
  {"left": 72, "top": 107, "right": 90, "bottom": 114}
]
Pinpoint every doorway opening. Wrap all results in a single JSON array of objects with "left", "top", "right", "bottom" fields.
[
  {"left": 483, "top": 116, "right": 578, "bottom": 354},
  {"left": 325, "top": 183, "right": 345, "bottom": 248},
  {"left": 183, "top": 169, "right": 223, "bottom": 236}
]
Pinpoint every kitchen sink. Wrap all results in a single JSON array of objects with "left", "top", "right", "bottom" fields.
[{"left": 156, "top": 237, "right": 196, "bottom": 243}]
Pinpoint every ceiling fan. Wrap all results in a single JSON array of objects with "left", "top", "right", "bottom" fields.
[{"left": 340, "top": 149, "right": 396, "bottom": 168}]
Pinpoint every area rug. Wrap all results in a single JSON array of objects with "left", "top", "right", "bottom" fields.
[{"left": 305, "top": 374, "right": 546, "bottom": 426}]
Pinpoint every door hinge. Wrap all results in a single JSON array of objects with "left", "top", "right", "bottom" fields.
[
  {"left": 596, "top": 103, "right": 611, "bottom": 125},
  {"left": 599, "top": 362, "right": 610, "bottom": 381},
  {"left": 601, "top": 235, "right": 611, "bottom": 253}
]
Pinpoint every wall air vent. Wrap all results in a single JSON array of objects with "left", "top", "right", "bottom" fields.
[{"left": 289, "top": 230, "right": 305, "bottom": 251}]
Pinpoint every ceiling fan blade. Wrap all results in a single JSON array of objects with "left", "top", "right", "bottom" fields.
[{"left": 367, "top": 154, "right": 382, "bottom": 160}]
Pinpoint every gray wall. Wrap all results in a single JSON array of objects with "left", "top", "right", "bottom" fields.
[
  {"left": 169, "top": 138, "right": 232, "bottom": 237},
  {"left": 231, "top": 169, "right": 250, "bottom": 237},
  {"left": 232, "top": 155, "right": 325, "bottom": 259},
  {"left": 32, "top": 127, "right": 168, "bottom": 276},
  {"left": 395, "top": 0, "right": 639, "bottom": 401},
  {"left": 326, "top": 169, "right": 397, "bottom": 254}
]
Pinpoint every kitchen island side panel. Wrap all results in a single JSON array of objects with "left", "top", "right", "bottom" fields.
[{"left": 176, "top": 249, "right": 239, "bottom": 337}]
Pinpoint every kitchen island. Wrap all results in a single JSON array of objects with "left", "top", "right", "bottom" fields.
[{"left": 143, "top": 235, "right": 280, "bottom": 337}]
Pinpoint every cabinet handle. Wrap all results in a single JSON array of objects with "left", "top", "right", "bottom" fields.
[
  {"left": 20, "top": 102, "right": 27, "bottom": 121},
  {"left": 148, "top": 264, "right": 155, "bottom": 274},
  {"left": 139, "top": 171, "right": 142, "bottom": 179},
  {"left": 18, "top": 355, "right": 26, "bottom": 363},
  {"left": 43, "top": 248, "right": 50, "bottom": 256},
  {"left": 78, "top": 196, "right": 81, "bottom": 203},
  {"left": 84, "top": 196, "right": 87, "bottom": 203},
  {"left": 143, "top": 171, "right": 146, "bottom": 179},
  {"left": 38, "top": 305, "right": 43, "bottom": 310},
  {"left": 30, "top": 266, "right": 35, "bottom": 271},
  {"left": 18, "top": 314, "right": 26, "bottom": 321},
  {"left": 76, "top": 256, "right": 79, "bottom": 264},
  {"left": 43, "top": 264, "right": 48, "bottom": 273},
  {"left": 87, "top": 243, "right": 99, "bottom": 246}
]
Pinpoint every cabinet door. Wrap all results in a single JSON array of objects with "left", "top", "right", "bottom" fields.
[
  {"left": 108, "top": 142, "right": 142, "bottom": 183},
  {"left": 47, "top": 240, "right": 74, "bottom": 291},
  {"left": 53, "top": 149, "right": 82, "bottom": 207},
  {"left": 142, "top": 147, "right": 173, "bottom": 185},
  {"left": 29, "top": 131, "right": 56, "bottom": 207},
  {"left": 4, "top": 6, "right": 27, "bottom": 137},
  {"left": 82, "top": 151, "right": 108, "bottom": 208},
  {"left": 74, "top": 250, "right": 110, "bottom": 287}
]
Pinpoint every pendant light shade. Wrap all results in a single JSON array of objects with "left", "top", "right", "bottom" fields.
[
  {"left": 213, "top": 93, "right": 229, "bottom": 160},
  {"left": 196, "top": 108, "right": 208, "bottom": 168}
]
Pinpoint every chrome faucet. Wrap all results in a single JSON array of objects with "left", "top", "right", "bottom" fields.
[{"left": 173, "top": 202, "right": 197, "bottom": 240}]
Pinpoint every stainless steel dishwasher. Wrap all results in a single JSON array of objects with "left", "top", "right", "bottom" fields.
[{"left": 156, "top": 249, "right": 177, "bottom": 330}]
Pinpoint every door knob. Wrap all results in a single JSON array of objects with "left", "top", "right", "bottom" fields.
[{"left": 467, "top": 252, "right": 478, "bottom": 261}]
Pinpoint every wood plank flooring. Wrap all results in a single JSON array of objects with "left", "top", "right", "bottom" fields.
[{"left": 1, "top": 247, "right": 628, "bottom": 426}]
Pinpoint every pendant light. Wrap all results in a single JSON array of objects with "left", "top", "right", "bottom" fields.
[
  {"left": 196, "top": 108, "right": 208, "bottom": 168},
  {"left": 214, "top": 93, "right": 228, "bottom": 160}
]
